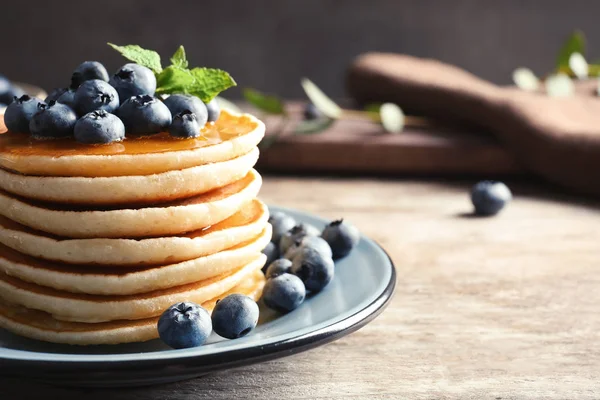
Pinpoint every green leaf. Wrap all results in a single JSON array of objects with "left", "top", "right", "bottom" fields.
[
  {"left": 556, "top": 31, "right": 586, "bottom": 70},
  {"left": 187, "top": 68, "right": 236, "bottom": 103},
  {"left": 170, "top": 45, "right": 188, "bottom": 69},
  {"left": 293, "top": 117, "right": 334, "bottom": 134},
  {"left": 300, "top": 78, "right": 342, "bottom": 119},
  {"left": 108, "top": 43, "right": 162, "bottom": 74},
  {"left": 155, "top": 65, "right": 195, "bottom": 94},
  {"left": 242, "top": 88, "right": 286, "bottom": 115},
  {"left": 379, "top": 103, "right": 405, "bottom": 133}
]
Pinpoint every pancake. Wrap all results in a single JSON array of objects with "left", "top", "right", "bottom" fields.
[
  {"left": 0, "top": 169, "right": 262, "bottom": 238},
  {"left": 0, "top": 147, "right": 259, "bottom": 205},
  {"left": 0, "top": 111, "right": 264, "bottom": 177},
  {"left": 0, "top": 199, "right": 269, "bottom": 265},
  {"left": 0, "top": 224, "right": 270, "bottom": 295},
  {"left": 0, "top": 254, "right": 265, "bottom": 323},
  {"left": 0, "top": 270, "right": 265, "bottom": 345}
]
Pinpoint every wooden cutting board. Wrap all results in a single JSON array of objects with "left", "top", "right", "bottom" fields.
[{"left": 256, "top": 102, "right": 524, "bottom": 176}]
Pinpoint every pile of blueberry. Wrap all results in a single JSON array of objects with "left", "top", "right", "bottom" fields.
[
  {"left": 261, "top": 211, "right": 360, "bottom": 313},
  {"left": 3, "top": 61, "right": 220, "bottom": 144}
]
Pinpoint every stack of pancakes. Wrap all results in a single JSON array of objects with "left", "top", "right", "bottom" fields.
[{"left": 0, "top": 110, "right": 269, "bottom": 345}]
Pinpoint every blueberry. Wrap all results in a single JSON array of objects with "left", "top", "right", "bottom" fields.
[
  {"left": 158, "top": 302, "right": 212, "bottom": 349},
  {"left": 56, "top": 89, "right": 77, "bottom": 109},
  {"left": 71, "top": 61, "right": 109, "bottom": 88},
  {"left": 0, "top": 85, "right": 24, "bottom": 105},
  {"left": 163, "top": 94, "right": 208, "bottom": 126},
  {"left": 0, "top": 74, "right": 11, "bottom": 95},
  {"left": 321, "top": 219, "right": 360, "bottom": 259},
  {"left": 290, "top": 247, "right": 334, "bottom": 293},
  {"left": 110, "top": 63, "right": 156, "bottom": 103},
  {"left": 4, "top": 95, "right": 43, "bottom": 133},
  {"left": 304, "top": 103, "right": 323, "bottom": 120},
  {"left": 205, "top": 97, "right": 221, "bottom": 122},
  {"left": 74, "top": 110, "right": 125, "bottom": 144},
  {"left": 211, "top": 294, "right": 259, "bottom": 339},
  {"left": 29, "top": 101, "right": 77, "bottom": 138},
  {"left": 265, "top": 258, "right": 293, "bottom": 279},
  {"left": 169, "top": 110, "right": 201, "bottom": 138},
  {"left": 118, "top": 95, "right": 172, "bottom": 134},
  {"left": 262, "top": 273, "right": 306, "bottom": 313},
  {"left": 285, "top": 235, "right": 332, "bottom": 260},
  {"left": 45, "top": 87, "right": 69, "bottom": 103},
  {"left": 74, "top": 79, "right": 119, "bottom": 116},
  {"left": 262, "top": 241, "right": 279, "bottom": 272},
  {"left": 471, "top": 181, "right": 512, "bottom": 216},
  {"left": 268, "top": 211, "right": 296, "bottom": 247},
  {"left": 279, "top": 223, "right": 320, "bottom": 255}
]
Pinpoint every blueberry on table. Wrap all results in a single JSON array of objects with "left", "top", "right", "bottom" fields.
[
  {"left": 118, "top": 95, "right": 172, "bottom": 134},
  {"left": 45, "top": 87, "right": 69, "bottom": 103},
  {"left": 471, "top": 181, "right": 512, "bottom": 216},
  {"left": 290, "top": 247, "right": 334, "bottom": 293},
  {"left": 303, "top": 103, "right": 323, "bottom": 120},
  {"left": 29, "top": 101, "right": 77, "bottom": 138},
  {"left": 74, "top": 110, "right": 125, "bottom": 144},
  {"left": 163, "top": 94, "right": 208, "bottom": 126},
  {"left": 262, "top": 273, "right": 306, "bottom": 313},
  {"left": 265, "top": 258, "right": 293, "bottom": 279},
  {"left": 4, "top": 95, "right": 43, "bottom": 133},
  {"left": 158, "top": 302, "right": 212, "bottom": 349},
  {"left": 71, "top": 61, "right": 109, "bottom": 88},
  {"left": 268, "top": 211, "right": 296, "bottom": 244},
  {"left": 321, "top": 219, "right": 360, "bottom": 259},
  {"left": 205, "top": 97, "right": 221, "bottom": 122},
  {"left": 169, "top": 110, "right": 201, "bottom": 138},
  {"left": 110, "top": 63, "right": 157, "bottom": 103},
  {"left": 74, "top": 79, "right": 120, "bottom": 116},
  {"left": 56, "top": 89, "right": 77, "bottom": 109},
  {"left": 285, "top": 235, "right": 332, "bottom": 260},
  {"left": 262, "top": 241, "right": 279, "bottom": 272},
  {"left": 211, "top": 294, "right": 259, "bottom": 339}
]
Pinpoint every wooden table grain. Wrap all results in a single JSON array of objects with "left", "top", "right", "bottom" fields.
[{"left": 3, "top": 176, "right": 600, "bottom": 399}]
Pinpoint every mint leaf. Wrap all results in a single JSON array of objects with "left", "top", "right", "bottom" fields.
[
  {"left": 170, "top": 46, "right": 188, "bottom": 69},
  {"left": 300, "top": 78, "right": 342, "bottom": 119},
  {"left": 187, "top": 68, "right": 236, "bottom": 103},
  {"left": 293, "top": 117, "right": 334, "bottom": 134},
  {"left": 556, "top": 31, "right": 585, "bottom": 70},
  {"left": 242, "top": 88, "right": 286, "bottom": 115},
  {"left": 108, "top": 43, "right": 163, "bottom": 74},
  {"left": 155, "top": 66, "right": 195, "bottom": 94}
]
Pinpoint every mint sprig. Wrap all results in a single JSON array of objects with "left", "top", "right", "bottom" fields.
[{"left": 108, "top": 43, "right": 236, "bottom": 102}]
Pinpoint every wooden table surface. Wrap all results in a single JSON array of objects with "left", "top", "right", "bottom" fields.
[{"left": 3, "top": 175, "right": 600, "bottom": 399}]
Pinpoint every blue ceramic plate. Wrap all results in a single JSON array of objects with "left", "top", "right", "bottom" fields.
[{"left": 0, "top": 206, "right": 396, "bottom": 387}]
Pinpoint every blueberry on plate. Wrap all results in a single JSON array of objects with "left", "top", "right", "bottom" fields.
[
  {"left": 290, "top": 247, "right": 334, "bottom": 293},
  {"left": 29, "top": 101, "right": 77, "bottom": 138},
  {"left": 211, "top": 294, "right": 259, "bottom": 339},
  {"left": 471, "top": 181, "right": 512, "bottom": 216},
  {"left": 169, "top": 110, "right": 201, "bottom": 138},
  {"left": 71, "top": 61, "right": 109, "bottom": 88},
  {"left": 74, "top": 79, "right": 120, "bottom": 116},
  {"left": 279, "top": 224, "right": 308, "bottom": 255},
  {"left": 45, "top": 87, "right": 69, "bottom": 103},
  {"left": 74, "top": 110, "right": 125, "bottom": 144},
  {"left": 321, "top": 219, "right": 360, "bottom": 259},
  {"left": 262, "top": 273, "right": 306, "bottom": 313},
  {"left": 56, "top": 88, "right": 77, "bottom": 109},
  {"left": 205, "top": 97, "right": 221, "bottom": 122},
  {"left": 4, "top": 95, "right": 43, "bottom": 133},
  {"left": 285, "top": 235, "right": 332, "bottom": 260},
  {"left": 118, "top": 95, "right": 172, "bottom": 134},
  {"left": 110, "top": 63, "right": 157, "bottom": 103},
  {"left": 268, "top": 211, "right": 296, "bottom": 245},
  {"left": 158, "top": 302, "right": 212, "bottom": 349},
  {"left": 265, "top": 258, "right": 293, "bottom": 279},
  {"left": 0, "top": 85, "right": 24, "bottom": 105},
  {"left": 262, "top": 241, "right": 279, "bottom": 272},
  {"left": 303, "top": 103, "right": 323, "bottom": 120},
  {"left": 163, "top": 94, "right": 208, "bottom": 126}
]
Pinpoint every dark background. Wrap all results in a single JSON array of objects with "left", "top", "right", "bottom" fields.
[{"left": 0, "top": 0, "right": 597, "bottom": 98}]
